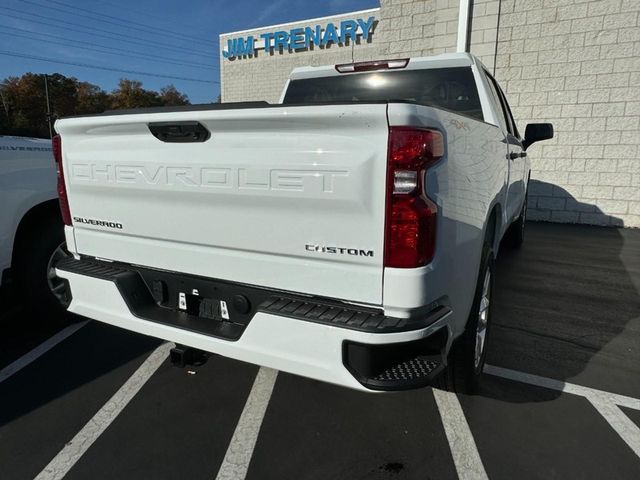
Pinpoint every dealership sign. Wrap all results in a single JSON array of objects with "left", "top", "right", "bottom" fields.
[{"left": 223, "top": 16, "right": 376, "bottom": 60}]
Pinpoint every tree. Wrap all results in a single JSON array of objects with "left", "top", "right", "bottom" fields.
[
  {"left": 46, "top": 73, "right": 79, "bottom": 119},
  {"left": 0, "top": 112, "right": 8, "bottom": 135},
  {"left": 0, "top": 91, "right": 9, "bottom": 134},
  {"left": 159, "top": 85, "right": 189, "bottom": 106},
  {"left": 109, "top": 79, "right": 162, "bottom": 110},
  {"left": 0, "top": 73, "right": 192, "bottom": 137},
  {"left": 1, "top": 74, "right": 50, "bottom": 137},
  {"left": 76, "top": 82, "right": 110, "bottom": 115},
  {"left": 1, "top": 73, "right": 83, "bottom": 137}
]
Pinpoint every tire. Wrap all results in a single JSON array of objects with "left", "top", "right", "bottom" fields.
[
  {"left": 436, "top": 242, "right": 494, "bottom": 394},
  {"left": 505, "top": 193, "right": 527, "bottom": 249},
  {"left": 13, "top": 212, "right": 71, "bottom": 319}
]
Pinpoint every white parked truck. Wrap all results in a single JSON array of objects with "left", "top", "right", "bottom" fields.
[
  {"left": 0, "top": 136, "right": 70, "bottom": 314},
  {"left": 54, "top": 53, "right": 553, "bottom": 392}
]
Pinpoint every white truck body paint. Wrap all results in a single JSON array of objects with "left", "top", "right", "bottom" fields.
[
  {"left": 0, "top": 136, "right": 57, "bottom": 281},
  {"left": 55, "top": 53, "right": 534, "bottom": 390},
  {"left": 57, "top": 104, "right": 389, "bottom": 305}
]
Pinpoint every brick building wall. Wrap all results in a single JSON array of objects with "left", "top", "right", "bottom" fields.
[
  {"left": 469, "top": 0, "right": 501, "bottom": 71},
  {"left": 220, "top": 0, "right": 640, "bottom": 227},
  {"left": 492, "top": 0, "right": 640, "bottom": 227}
]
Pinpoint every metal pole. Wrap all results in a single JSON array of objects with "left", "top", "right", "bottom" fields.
[
  {"left": 0, "top": 88, "right": 9, "bottom": 122},
  {"left": 44, "top": 74, "right": 53, "bottom": 139},
  {"left": 456, "top": 0, "right": 473, "bottom": 53},
  {"left": 493, "top": 0, "right": 502, "bottom": 75}
]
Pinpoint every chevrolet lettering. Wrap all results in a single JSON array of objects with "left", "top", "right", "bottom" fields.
[{"left": 70, "top": 164, "right": 349, "bottom": 193}]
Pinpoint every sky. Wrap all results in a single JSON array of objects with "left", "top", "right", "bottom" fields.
[{"left": 0, "top": 0, "right": 379, "bottom": 104}]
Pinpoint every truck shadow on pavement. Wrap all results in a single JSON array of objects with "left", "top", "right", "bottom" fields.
[
  {"left": 482, "top": 181, "right": 640, "bottom": 402},
  {"left": 0, "top": 289, "right": 160, "bottom": 428}
]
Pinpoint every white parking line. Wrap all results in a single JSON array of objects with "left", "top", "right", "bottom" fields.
[
  {"left": 485, "top": 364, "right": 640, "bottom": 460},
  {"left": 34, "top": 342, "right": 172, "bottom": 480},
  {"left": 589, "top": 399, "right": 640, "bottom": 459},
  {"left": 432, "top": 388, "right": 489, "bottom": 480},
  {"left": 215, "top": 367, "right": 278, "bottom": 480},
  {"left": 484, "top": 364, "right": 640, "bottom": 411},
  {"left": 0, "top": 321, "right": 88, "bottom": 383}
]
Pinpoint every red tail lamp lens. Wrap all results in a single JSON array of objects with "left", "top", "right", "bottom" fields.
[
  {"left": 52, "top": 135, "right": 72, "bottom": 226},
  {"left": 384, "top": 128, "right": 443, "bottom": 268}
]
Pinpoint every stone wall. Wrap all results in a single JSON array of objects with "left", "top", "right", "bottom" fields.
[{"left": 492, "top": 0, "right": 640, "bottom": 227}]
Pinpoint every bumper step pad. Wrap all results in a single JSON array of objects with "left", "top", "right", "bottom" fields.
[
  {"left": 372, "top": 356, "right": 441, "bottom": 382},
  {"left": 343, "top": 328, "right": 449, "bottom": 391},
  {"left": 260, "top": 296, "right": 449, "bottom": 333}
]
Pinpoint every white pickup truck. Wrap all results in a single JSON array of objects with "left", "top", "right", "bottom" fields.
[
  {"left": 54, "top": 53, "right": 552, "bottom": 392},
  {"left": 1, "top": 136, "right": 70, "bottom": 315}
]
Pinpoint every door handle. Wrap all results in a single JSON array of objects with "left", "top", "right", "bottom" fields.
[{"left": 148, "top": 121, "right": 210, "bottom": 143}]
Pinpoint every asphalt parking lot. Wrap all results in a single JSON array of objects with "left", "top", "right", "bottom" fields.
[{"left": 1, "top": 222, "right": 639, "bottom": 480}]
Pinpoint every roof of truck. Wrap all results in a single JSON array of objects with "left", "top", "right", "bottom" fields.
[{"left": 288, "top": 52, "right": 480, "bottom": 81}]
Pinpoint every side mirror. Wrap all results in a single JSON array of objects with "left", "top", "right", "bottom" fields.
[{"left": 523, "top": 123, "right": 553, "bottom": 150}]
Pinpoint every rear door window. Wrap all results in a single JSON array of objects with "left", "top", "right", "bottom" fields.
[
  {"left": 496, "top": 84, "right": 520, "bottom": 139},
  {"left": 485, "top": 70, "right": 520, "bottom": 138}
]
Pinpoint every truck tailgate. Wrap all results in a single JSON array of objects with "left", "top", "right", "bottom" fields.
[{"left": 56, "top": 104, "right": 389, "bottom": 305}]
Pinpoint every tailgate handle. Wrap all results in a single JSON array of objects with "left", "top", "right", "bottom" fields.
[{"left": 148, "top": 121, "right": 210, "bottom": 143}]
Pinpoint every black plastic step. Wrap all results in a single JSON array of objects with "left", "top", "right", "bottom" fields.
[
  {"left": 56, "top": 257, "right": 451, "bottom": 337},
  {"left": 260, "top": 296, "right": 450, "bottom": 333},
  {"left": 372, "top": 356, "right": 441, "bottom": 382},
  {"left": 56, "top": 256, "right": 126, "bottom": 280},
  {"left": 343, "top": 329, "right": 448, "bottom": 391}
]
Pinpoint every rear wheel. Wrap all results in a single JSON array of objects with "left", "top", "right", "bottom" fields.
[
  {"left": 46, "top": 242, "right": 73, "bottom": 308},
  {"left": 13, "top": 213, "right": 72, "bottom": 318},
  {"left": 436, "top": 242, "right": 494, "bottom": 394}
]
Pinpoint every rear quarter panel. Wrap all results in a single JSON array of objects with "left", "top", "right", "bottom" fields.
[{"left": 385, "top": 104, "right": 506, "bottom": 335}]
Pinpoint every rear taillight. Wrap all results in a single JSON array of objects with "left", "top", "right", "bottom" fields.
[
  {"left": 52, "top": 135, "right": 72, "bottom": 226},
  {"left": 384, "top": 127, "right": 443, "bottom": 268}
]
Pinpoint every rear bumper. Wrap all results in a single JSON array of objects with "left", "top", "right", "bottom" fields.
[{"left": 56, "top": 262, "right": 452, "bottom": 392}]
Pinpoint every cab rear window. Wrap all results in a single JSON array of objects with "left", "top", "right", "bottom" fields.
[{"left": 283, "top": 67, "right": 483, "bottom": 121}]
